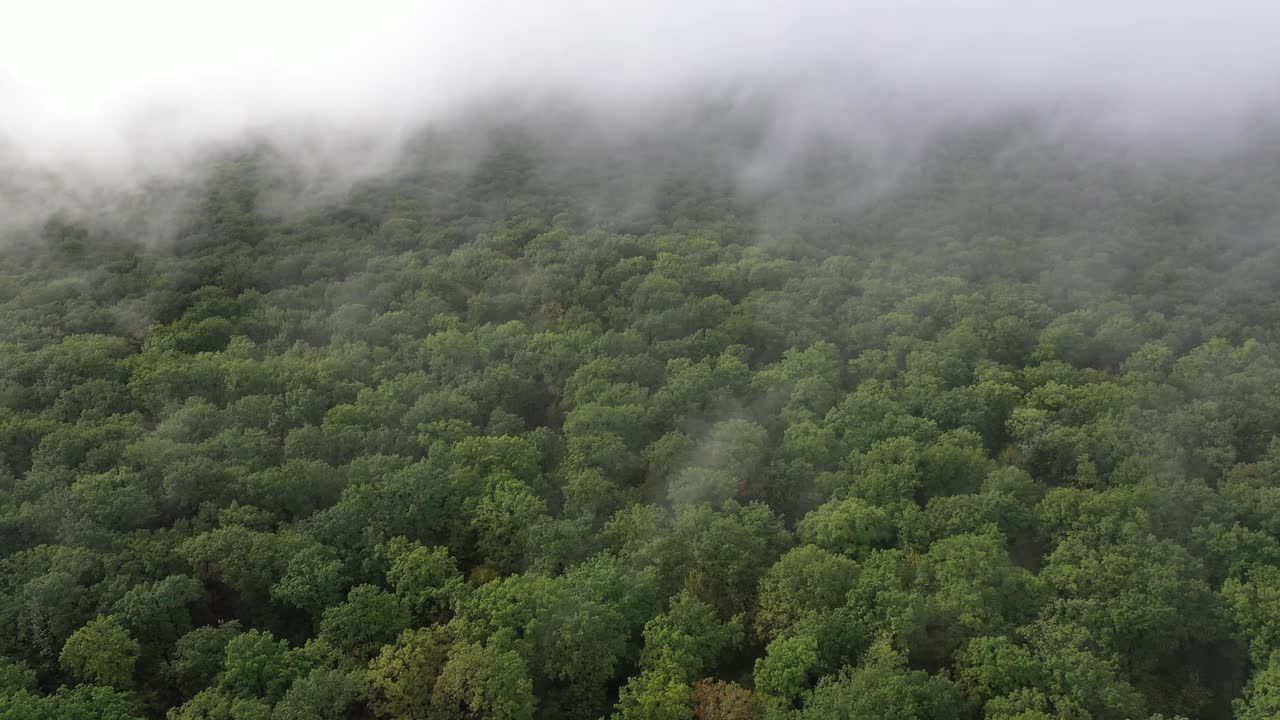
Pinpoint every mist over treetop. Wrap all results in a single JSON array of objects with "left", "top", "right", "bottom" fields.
[
  {"left": 4, "top": 0, "right": 1280, "bottom": 247},
  {"left": 7, "top": 4, "right": 1280, "bottom": 720},
  {"left": 4, "top": 0, "right": 1280, "bottom": 174}
]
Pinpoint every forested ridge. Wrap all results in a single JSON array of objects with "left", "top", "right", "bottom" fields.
[{"left": 4, "top": 113, "right": 1280, "bottom": 720}]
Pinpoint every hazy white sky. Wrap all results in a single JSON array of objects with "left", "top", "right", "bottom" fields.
[{"left": 3, "top": 1, "right": 1280, "bottom": 167}]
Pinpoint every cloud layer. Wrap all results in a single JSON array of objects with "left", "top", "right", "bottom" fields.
[
  {"left": 3, "top": 0, "right": 1279, "bottom": 242},
  {"left": 6, "top": 2, "right": 1280, "bottom": 154}
]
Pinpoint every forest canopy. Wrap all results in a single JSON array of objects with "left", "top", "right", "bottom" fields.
[{"left": 3, "top": 106, "right": 1280, "bottom": 720}]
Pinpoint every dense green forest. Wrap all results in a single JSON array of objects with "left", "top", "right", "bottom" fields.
[{"left": 4, "top": 112, "right": 1280, "bottom": 720}]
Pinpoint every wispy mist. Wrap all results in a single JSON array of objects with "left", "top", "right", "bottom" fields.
[{"left": 3, "top": 1, "right": 1280, "bottom": 240}]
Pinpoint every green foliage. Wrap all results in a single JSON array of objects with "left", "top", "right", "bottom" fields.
[
  {"left": 1235, "top": 653, "right": 1280, "bottom": 720},
  {"left": 1, "top": 684, "right": 146, "bottom": 720},
  {"left": 59, "top": 616, "right": 140, "bottom": 689},
  {"left": 169, "top": 688, "right": 272, "bottom": 720},
  {"left": 271, "top": 668, "right": 363, "bottom": 720},
  {"left": 796, "top": 642, "right": 967, "bottom": 720},
  {"left": 366, "top": 626, "right": 453, "bottom": 719},
  {"left": 795, "top": 497, "right": 893, "bottom": 558},
  {"left": 754, "top": 546, "right": 858, "bottom": 641},
  {"left": 166, "top": 623, "right": 244, "bottom": 697},
  {"left": 754, "top": 634, "right": 818, "bottom": 701},
  {"left": 0, "top": 657, "right": 37, "bottom": 694},
  {"left": 219, "top": 631, "right": 294, "bottom": 704},
  {"left": 270, "top": 546, "right": 346, "bottom": 622},
  {"left": 2, "top": 121, "right": 1280, "bottom": 720},
  {"left": 613, "top": 669, "right": 693, "bottom": 720},
  {"left": 317, "top": 585, "right": 410, "bottom": 660},
  {"left": 382, "top": 539, "right": 466, "bottom": 622},
  {"left": 640, "top": 592, "right": 742, "bottom": 680},
  {"left": 1224, "top": 565, "right": 1280, "bottom": 665},
  {"left": 432, "top": 641, "right": 536, "bottom": 720}
]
